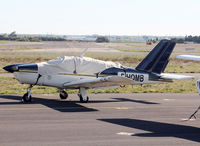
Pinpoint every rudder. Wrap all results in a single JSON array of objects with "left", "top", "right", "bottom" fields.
[{"left": 136, "top": 39, "right": 176, "bottom": 74}]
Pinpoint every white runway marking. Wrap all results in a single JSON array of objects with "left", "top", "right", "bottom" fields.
[
  {"left": 163, "top": 99, "right": 175, "bottom": 101},
  {"left": 117, "top": 132, "right": 135, "bottom": 136},
  {"left": 115, "top": 107, "right": 129, "bottom": 110},
  {"left": 181, "top": 118, "right": 196, "bottom": 121}
]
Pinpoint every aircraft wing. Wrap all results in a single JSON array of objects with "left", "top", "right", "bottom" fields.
[
  {"left": 63, "top": 76, "right": 133, "bottom": 89},
  {"left": 177, "top": 55, "right": 200, "bottom": 61},
  {"left": 160, "top": 73, "right": 194, "bottom": 80}
]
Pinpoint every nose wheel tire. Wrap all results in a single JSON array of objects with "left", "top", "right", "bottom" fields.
[
  {"left": 59, "top": 90, "right": 68, "bottom": 99},
  {"left": 22, "top": 92, "right": 32, "bottom": 103}
]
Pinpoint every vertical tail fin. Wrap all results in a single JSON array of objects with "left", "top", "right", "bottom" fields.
[{"left": 136, "top": 39, "right": 176, "bottom": 74}]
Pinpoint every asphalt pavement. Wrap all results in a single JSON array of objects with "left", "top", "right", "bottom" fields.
[{"left": 0, "top": 93, "right": 200, "bottom": 146}]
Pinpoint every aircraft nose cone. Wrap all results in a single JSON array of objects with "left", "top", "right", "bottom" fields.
[{"left": 3, "top": 65, "right": 19, "bottom": 73}]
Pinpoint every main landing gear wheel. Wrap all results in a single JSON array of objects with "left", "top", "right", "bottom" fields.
[
  {"left": 59, "top": 90, "right": 68, "bottom": 99},
  {"left": 78, "top": 88, "right": 89, "bottom": 103},
  {"left": 79, "top": 94, "right": 89, "bottom": 103}
]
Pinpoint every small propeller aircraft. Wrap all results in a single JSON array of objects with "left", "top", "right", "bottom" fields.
[
  {"left": 177, "top": 54, "right": 200, "bottom": 93},
  {"left": 176, "top": 54, "right": 200, "bottom": 119},
  {"left": 3, "top": 40, "right": 192, "bottom": 103},
  {"left": 177, "top": 55, "right": 200, "bottom": 61}
]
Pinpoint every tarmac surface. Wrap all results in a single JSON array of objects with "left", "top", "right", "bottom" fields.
[{"left": 0, "top": 93, "right": 200, "bottom": 146}]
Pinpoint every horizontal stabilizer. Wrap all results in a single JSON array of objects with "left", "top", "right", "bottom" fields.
[
  {"left": 177, "top": 55, "right": 200, "bottom": 61},
  {"left": 160, "top": 73, "right": 194, "bottom": 80}
]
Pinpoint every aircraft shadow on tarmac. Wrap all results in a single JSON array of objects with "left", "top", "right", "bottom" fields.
[
  {"left": 98, "top": 118, "right": 200, "bottom": 143},
  {"left": 0, "top": 95, "right": 98, "bottom": 112},
  {"left": 112, "top": 98, "right": 159, "bottom": 104},
  {"left": 88, "top": 97, "right": 159, "bottom": 105},
  {"left": 0, "top": 95, "right": 159, "bottom": 112}
]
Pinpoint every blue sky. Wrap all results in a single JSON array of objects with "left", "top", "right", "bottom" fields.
[{"left": 0, "top": 0, "right": 200, "bottom": 36}]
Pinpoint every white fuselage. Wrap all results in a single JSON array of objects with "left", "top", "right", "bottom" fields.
[
  {"left": 14, "top": 72, "right": 96, "bottom": 88},
  {"left": 14, "top": 71, "right": 162, "bottom": 89}
]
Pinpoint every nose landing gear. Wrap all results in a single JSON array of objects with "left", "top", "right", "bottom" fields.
[{"left": 22, "top": 85, "right": 33, "bottom": 103}]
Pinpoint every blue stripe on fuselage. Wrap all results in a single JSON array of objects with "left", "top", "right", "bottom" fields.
[{"left": 100, "top": 67, "right": 161, "bottom": 80}]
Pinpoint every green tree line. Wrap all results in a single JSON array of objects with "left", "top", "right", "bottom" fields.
[
  {"left": 172, "top": 35, "right": 200, "bottom": 43},
  {"left": 0, "top": 32, "right": 66, "bottom": 42}
]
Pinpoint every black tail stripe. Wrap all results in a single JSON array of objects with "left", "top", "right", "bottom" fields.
[{"left": 136, "top": 40, "right": 176, "bottom": 74}]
